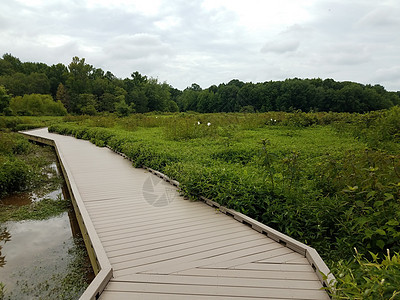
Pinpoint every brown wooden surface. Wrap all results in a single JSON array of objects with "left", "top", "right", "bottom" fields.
[{"left": 23, "top": 128, "right": 330, "bottom": 300}]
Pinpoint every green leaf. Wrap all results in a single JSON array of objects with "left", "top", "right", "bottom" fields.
[
  {"left": 376, "top": 239, "right": 385, "bottom": 249},
  {"left": 355, "top": 201, "right": 365, "bottom": 207},
  {"left": 356, "top": 217, "right": 368, "bottom": 226},
  {"left": 375, "top": 229, "right": 386, "bottom": 236},
  {"left": 386, "top": 219, "right": 399, "bottom": 226},
  {"left": 384, "top": 193, "right": 394, "bottom": 200},
  {"left": 374, "top": 201, "right": 384, "bottom": 207}
]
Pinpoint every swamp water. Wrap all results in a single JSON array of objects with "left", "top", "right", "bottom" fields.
[{"left": 0, "top": 156, "right": 93, "bottom": 299}]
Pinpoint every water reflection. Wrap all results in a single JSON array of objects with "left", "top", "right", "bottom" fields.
[
  {"left": 0, "top": 162, "right": 66, "bottom": 207},
  {"left": 0, "top": 154, "right": 93, "bottom": 299},
  {"left": 0, "top": 227, "right": 11, "bottom": 268},
  {"left": 0, "top": 212, "right": 92, "bottom": 299}
]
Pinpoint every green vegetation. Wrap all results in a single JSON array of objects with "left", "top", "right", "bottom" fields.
[
  {"left": 0, "top": 198, "right": 69, "bottom": 223},
  {"left": 48, "top": 108, "right": 400, "bottom": 299},
  {"left": 326, "top": 250, "right": 400, "bottom": 299},
  {"left": 0, "top": 130, "right": 70, "bottom": 223},
  {"left": 0, "top": 115, "right": 63, "bottom": 132},
  {"left": 0, "top": 130, "right": 64, "bottom": 199},
  {"left": 9, "top": 94, "right": 67, "bottom": 116},
  {"left": 1, "top": 54, "right": 399, "bottom": 117}
]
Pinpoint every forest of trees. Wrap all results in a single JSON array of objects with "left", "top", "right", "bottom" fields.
[{"left": 0, "top": 53, "right": 399, "bottom": 116}]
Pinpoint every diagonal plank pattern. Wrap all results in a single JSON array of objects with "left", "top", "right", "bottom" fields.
[{"left": 22, "top": 128, "right": 331, "bottom": 300}]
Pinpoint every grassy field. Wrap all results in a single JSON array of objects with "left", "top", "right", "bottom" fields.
[{"left": 3, "top": 109, "right": 400, "bottom": 298}]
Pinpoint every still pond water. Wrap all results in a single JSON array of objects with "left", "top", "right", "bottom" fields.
[{"left": 0, "top": 162, "right": 93, "bottom": 299}]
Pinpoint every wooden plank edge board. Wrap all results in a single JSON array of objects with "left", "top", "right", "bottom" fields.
[
  {"left": 106, "top": 141, "right": 336, "bottom": 291},
  {"left": 20, "top": 129, "right": 113, "bottom": 300}
]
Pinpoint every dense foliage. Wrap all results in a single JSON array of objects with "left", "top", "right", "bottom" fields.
[
  {"left": 9, "top": 94, "right": 67, "bottom": 116},
  {"left": 0, "top": 117, "right": 63, "bottom": 197},
  {"left": 178, "top": 79, "right": 400, "bottom": 113},
  {"left": 0, "top": 132, "right": 33, "bottom": 197},
  {"left": 1, "top": 54, "right": 399, "bottom": 117}
]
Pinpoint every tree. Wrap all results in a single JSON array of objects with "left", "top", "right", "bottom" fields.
[
  {"left": 145, "top": 79, "right": 170, "bottom": 112},
  {"left": 56, "top": 83, "right": 69, "bottom": 111},
  {"left": 27, "top": 72, "right": 50, "bottom": 94},
  {"left": 115, "top": 99, "right": 134, "bottom": 117},
  {"left": 0, "top": 58, "right": 14, "bottom": 76},
  {"left": 177, "top": 89, "right": 198, "bottom": 111},
  {"left": 1, "top": 53, "right": 23, "bottom": 73},
  {"left": 237, "top": 83, "right": 255, "bottom": 109},
  {"left": 47, "top": 63, "right": 68, "bottom": 96},
  {"left": 131, "top": 71, "right": 148, "bottom": 86},
  {"left": 98, "top": 92, "right": 117, "bottom": 112},
  {"left": 0, "top": 73, "right": 28, "bottom": 96},
  {"left": 76, "top": 93, "right": 97, "bottom": 115},
  {"left": 188, "top": 83, "right": 202, "bottom": 91},
  {"left": 22, "top": 62, "right": 49, "bottom": 75},
  {"left": 9, "top": 94, "right": 67, "bottom": 116},
  {"left": 167, "top": 100, "right": 179, "bottom": 112},
  {"left": 196, "top": 90, "right": 214, "bottom": 113},
  {"left": 66, "top": 56, "right": 93, "bottom": 95},
  {"left": 215, "top": 84, "right": 239, "bottom": 112},
  {"left": 0, "top": 85, "right": 10, "bottom": 113}
]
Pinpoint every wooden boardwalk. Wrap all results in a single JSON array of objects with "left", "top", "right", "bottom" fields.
[{"left": 21, "top": 128, "right": 333, "bottom": 300}]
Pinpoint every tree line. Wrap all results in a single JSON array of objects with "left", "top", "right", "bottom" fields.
[
  {"left": 0, "top": 53, "right": 399, "bottom": 116},
  {"left": 178, "top": 79, "right": 400, "bottom": 113}
]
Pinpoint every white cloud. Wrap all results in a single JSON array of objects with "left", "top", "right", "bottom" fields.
[
  {"left": 37, "top": 34, "right": 74, "bottom": 48},
  {"left": 85, "top": 0, "right": 163, "bottom": 15},
  {"left": 154, "top": 16, "right": 181, "bottom": 30},
  {"left": 0, "top": 0, "right": 399, "bottom": 91},
  {"left": 201, "top": 0, "right": 313, "bottom": 31}
]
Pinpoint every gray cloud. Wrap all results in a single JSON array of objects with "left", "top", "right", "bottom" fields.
[
  {"left": 261, "top": 39, "right": 300, "bottom": 54},
  {"left": 357, "top": 6, "right": 399, "bottom": 28},
  {"left": 0, "top": 0, "right": 399, "bottom": 91}
]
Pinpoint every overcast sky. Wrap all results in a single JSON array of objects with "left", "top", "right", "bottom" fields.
[{"left": 1, "top": 0, "right": 399, "bottom": 91}]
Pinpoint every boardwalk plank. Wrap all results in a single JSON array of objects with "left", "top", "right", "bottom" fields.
[
  {"left": 175, "top": 267, "right": 320, "bottom": 281},
  {"left": 104, "top": 281, "right": 329, "bottom": 300},
  {"left": 113, "top": 274, "right": 323, "bottom": 289}
]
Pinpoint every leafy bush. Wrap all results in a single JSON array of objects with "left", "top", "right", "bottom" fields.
[
  {"left": 0, "top": 132, "right": 31, "bottom": 155},
  {"left": 0, "top": 116, "right": 63, "bottom": 131},
  {"left": 0, "top": 157, "right": 31, "bottom": 197},
  {"left": 9, "top": 94, "right": 67, "bottom": 116},
  {"left": 328, "top": 250, "right": 400, "bottom": 299},
  {"left": 281, "top": 110, "right": 318, "bottom": 127}
]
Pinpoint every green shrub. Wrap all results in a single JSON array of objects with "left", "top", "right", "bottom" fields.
[
  {"left": 0, "top": 157, "right": 31, "bottom": 197},
  {"left": 281, "top": 110, "right": 318, "bottom": 127},
  {"left": 328, "top": 249, "right": 400, "bottom": 299},
  {"left": 0, "top": 132, "right": 31, "bottom": 155},
  {"left": 9, "top": 94, "right": 67, "bottom": 116},
  {"left": 14, "top": 123, "right": 44, "bottom": 131}
]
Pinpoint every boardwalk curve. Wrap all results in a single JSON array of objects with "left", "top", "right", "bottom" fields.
[{"left": 21, "top": 128, "right": 333, "bottom": 300}]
